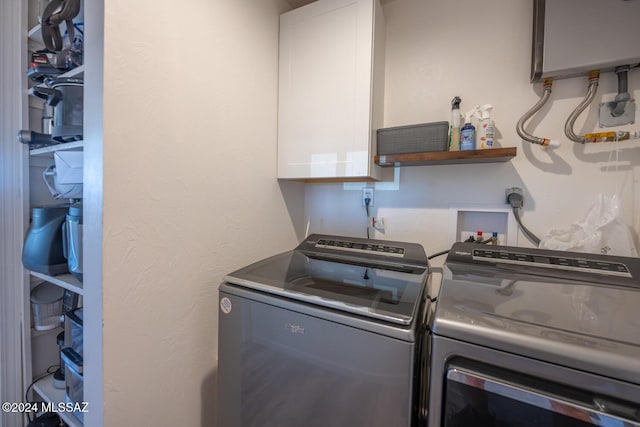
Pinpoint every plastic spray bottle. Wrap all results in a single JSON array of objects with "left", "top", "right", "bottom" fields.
[
  {"left": 476, "top": 104, "right": 495, "bottom": 149},
  {"left": 459, "top": 106, "right": 478, "bottom": 151},
  {"left": 449, "top": 96, "right": 462, "bottom": 151}
]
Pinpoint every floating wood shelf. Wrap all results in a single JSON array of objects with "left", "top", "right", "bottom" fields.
[{"left": 375, "top": 147, "right": 517, "bottom": 167}]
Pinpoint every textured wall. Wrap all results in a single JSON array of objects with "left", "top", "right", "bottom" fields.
[{"left": 101, "top": 0, "right": 303, "bottom": 424}]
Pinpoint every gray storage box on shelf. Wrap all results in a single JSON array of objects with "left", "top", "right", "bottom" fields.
[{"left": 377, "top": 121, "right": 449, "bottom": 155}]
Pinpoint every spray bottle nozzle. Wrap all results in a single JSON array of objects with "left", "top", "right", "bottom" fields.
[
  {"left": 451, "top": 96, "right": 462, "bottom": 110},
  {"left": 464, "top": 105, "right": 480, "bottom": 124},
  {"left": 475, "top": 104, "right": 493, "bottom": 120}
]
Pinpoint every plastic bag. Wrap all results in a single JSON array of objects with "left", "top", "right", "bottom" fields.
[{"left": 539, "top": 194, "right": 638, "bottom": 257}]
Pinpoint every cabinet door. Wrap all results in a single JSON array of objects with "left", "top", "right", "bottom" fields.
[{"left": 278, "top": 0, "right": 384, "bottom": 180}]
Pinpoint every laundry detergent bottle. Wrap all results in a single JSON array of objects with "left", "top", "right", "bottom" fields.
[
  {"left": 476, "top": 104, "right": 495, "bottom": 149},
  {"left": 459, "top": 107, "right": 478, "bottom": 151}
]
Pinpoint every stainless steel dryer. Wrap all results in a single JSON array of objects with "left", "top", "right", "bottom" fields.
[
  {"left": 217, "top": 234, "right": 433, "bottom": 427},
  {"left": 428, "top": 242, "right": 640, "bottom": 426}
]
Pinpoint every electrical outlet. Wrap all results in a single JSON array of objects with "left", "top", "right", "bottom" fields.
[
  {"left": 505, "top": 187, "right": 523, "bottom": 206},
  {"left": 373, "top": 217, "right": 385, "bottom": 230},
  {"left": 362, "top": 188, "right": 374, "bottom": 206}
]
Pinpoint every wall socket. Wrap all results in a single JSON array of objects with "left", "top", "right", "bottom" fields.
[
  {"left": 505, "top": 187, "right": 524, "bottom": 207},
  {"left": 362, "top": 188, "right": 374, "bottom": 206},
  {"left": 372, "top": 217, "right": 385, "bottom": 230}
]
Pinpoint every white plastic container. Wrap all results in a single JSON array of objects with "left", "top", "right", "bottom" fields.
[
  {"left": 449, "top": 96, "right": 461, "bottom": 151},
  {"left": 31, "top": 281, "right": 64, "bottom": 331},
  {"left": 476, "top": 104, "right": 495, "bottom": 149}
]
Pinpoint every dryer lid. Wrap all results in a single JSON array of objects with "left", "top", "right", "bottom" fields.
[{"left": 224, "top": 240, "right": 429, "bottom": 326}]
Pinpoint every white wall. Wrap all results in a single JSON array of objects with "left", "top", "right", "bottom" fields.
[
  {"left": 101, "top": 0, "right": 303, "bottom": 425},
  {"left": 306, "top": 0, "right": 640, "bottom": 266}
]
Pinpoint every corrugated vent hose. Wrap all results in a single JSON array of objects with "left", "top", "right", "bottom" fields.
[{"left": 516, "top": 78, "right": 560, "bottom": 148}]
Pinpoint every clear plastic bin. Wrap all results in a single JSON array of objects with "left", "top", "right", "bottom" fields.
[
  {"left": 65, "top": 307, "right": 83, "bottom": 357},
  {"left": 62, "top": 348, "right": 84, "bottom": 422},
  {"left": 30, "top": 281, "right": 64, "bottom": 331}
]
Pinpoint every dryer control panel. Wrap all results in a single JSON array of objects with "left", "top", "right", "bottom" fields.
[{"left": 446, "top": 242, "right": 639, "bottom": 288}]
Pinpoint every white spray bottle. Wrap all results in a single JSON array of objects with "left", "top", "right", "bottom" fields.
[
  {"left": 476, "top": 104, "right": 495, "bottom": 149},
  {"left": 459, "top": 106, "right": 478, "bottom": 151},
  {"left": 449, "top": 96, "right": 462, "bottom": 151}
]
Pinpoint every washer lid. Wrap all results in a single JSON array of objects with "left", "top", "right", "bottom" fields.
[
  {"left": 224, "top": 250, "right": 428, "bottom": 325},
  {"left": 434, "top": 244, "right": 640, "bottom": 385}
]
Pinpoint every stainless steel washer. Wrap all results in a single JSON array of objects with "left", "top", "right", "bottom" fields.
[
  {"left": 428, "top": 242, "right": 640, "bottom": 426},
  {"left": 217, "top": 234, "right": 433, "bottom": 427}
]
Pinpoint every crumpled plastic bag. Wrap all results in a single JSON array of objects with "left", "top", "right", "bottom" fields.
[{"left": 539, "top": 194, "right": 638, "bottom": 257}]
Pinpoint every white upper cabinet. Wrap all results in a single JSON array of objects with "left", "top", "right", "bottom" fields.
[{"left": 277, "top": 0, "right": 386, "bottom": 181}]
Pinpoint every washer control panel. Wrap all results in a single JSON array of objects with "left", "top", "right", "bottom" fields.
[{"left": 315, "top": 238, "right": 405, "bottom": 258}]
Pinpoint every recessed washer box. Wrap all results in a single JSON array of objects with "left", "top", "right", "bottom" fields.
[{"left": 449, "top": 204, "right": 517, "bottom": 246}]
